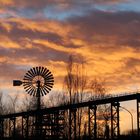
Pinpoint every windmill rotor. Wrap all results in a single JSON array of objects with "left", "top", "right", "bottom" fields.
[{"left": 23, "top": 66, "right": 54, "bottom": 97}]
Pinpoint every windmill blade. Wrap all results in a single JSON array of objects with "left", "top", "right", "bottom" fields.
[
  {"left": 45, "top": 79, "right": 54, "bottom": 82},
  {"left": 44, "top": 85, "right": 52, "bottom": 91},
  {"left": 28, "top": 70, "right": 35, "bottom": 78},
  {"left": 36, "top": 67, "right": 40, "bottom": 75},
  {"left": 23, "top": 81, "right": 32, "bottom": 85},
  {"left": 33, "top": 67, "right": 37, "bottom": 76},
  {"left": 24, "top": 84, "right": 32, "bottom": 89},
  {"left": 45, "top": 81, "right": 54, "bottom": 85},
  {"left": 44, "top": 83, "right": 54, "bottom": 87},
  {"left": 38, "top": 66, "right": 42, "bottom": 75},
  {"left": 23, "top": 83, "right": 32, "bottom": 89},
  {"left": 29, "top": 88, "right": 35, "bottom": 96},
  {"left": 45, "top": 77, "right": 54, "bottom": 82},
  {"left": 28, "top": 88, "right": 34, "bottom": 95},
  {"left": 46, "top": 72, "right": 52, "bottom": 77},
  {"left": 33, "top": 89, "right": 37, "bottom": 96},
  {"left": 45, "top": 79, "right": 54, "bottom": 83},
  {"left": 24, "top": 75, "right": 32, "bottom": 81},
  {"left": 40, "top": 88, "right": 44, "bottom": 96},
  {"left": 40, "top": 67, "right": 45, "bottom": 75},
  {"left": 41, "top": 67, "right": 47, "bottom": 76},
  {"left": 45, "top": 74, "right": 53, "bottom": 79},
  {"left": 30, "top": 68, "right": 36, "bottom": 76},
  {"left": 45, "top": 84, "right": 53, "bottom": 89},
  {"left": 25, "top": 86, "right": 32, "bottom": 93},
  {"left": 45, "top": 71, "right": 51, "bottom": 77},
  {"left": 42, "top": 69, "right": 49, "bottom": 77},
  {"left": 43, "top": 87, "right": 50, "bottom": 94},
  {"left": 26, "top": 73, "right": 33, "bottom": 79},
  {"left": 42, "top": 88, "right": 47, "bottom": 95},
  {"left": 23, "top": 84, "right": 32, "bottom": 90}
]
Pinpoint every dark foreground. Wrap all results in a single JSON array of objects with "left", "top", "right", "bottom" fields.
[{"left": 1, "top": 135, "right": 140, "bottom": 140}]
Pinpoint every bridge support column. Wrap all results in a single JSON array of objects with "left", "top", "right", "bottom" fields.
[
  {"left": 51, "top": 110, "right": 65, "bottom": 139},
  {"left": 0, "top": 118, "right": 4, "bottom": 139},
  {"left": 88, "top": 105, "right": 97, "bottom": 140},
  {"left": 56, "top": 110, "right": 65, "bottom": 139},
  {"left": 111, "top": 102, "right": 120, "bottom": 139},
  {"left": 43, "top": 110, "right": 65, "bottom": 139},
  {"left": 69, "top": 108, "right": 77, "bottom": 140},
  {"left": 9, "top": 117, "right": 16, "bottom": 138},
  {"left": 22, "top": 115, "right": 29, "bottom": 139},
  {"left": 137, "top": 98, "right": 140, "bottom": 136}
]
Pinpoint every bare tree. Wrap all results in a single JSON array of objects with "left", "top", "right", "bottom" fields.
[
  {"left": 0, "top": 92, "right": 4, "bottom": 115},
  {"left": 64, "top": 55, "right": 74, "bottom": 104},
  {"left": 21, "top": 95, "right": 38, "bottom": 111},
  {"left": 90, "top": 78, "right": 111, "bottom": 139},
  {"left": 64, "top": 55, "right": 87, "bottom": 103},
  {"left": 46, "top": 91, "right": 68, "bottom": 107},
  {"left": 0, "top": 92, "right": 8, "bottom": 115},
  {"left": 64, "top": 55, "right": 88, "bottom": 138},
  {"left": 90, "top": 78, "right": 106, "bottom": 97},
  {"left": 8, "top": 94, "right": 19, "bottom": 114}
]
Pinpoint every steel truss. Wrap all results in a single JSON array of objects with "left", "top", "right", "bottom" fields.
[
  {"left": 22, "top": 115, "right": 36, "bottom": 139},
  {"left": 0, "top": 118, "right": 4, "bottom": 139},
  {"left": 111, "top": 102, "right": 120, "bottom": 139},
  {"left": 44, "top": 110, "right": 65, "bottom": 139},
  {"left": 9, "top": 117, "right": 16, "bottom": 138},
  {"left": 88, "top": 105, "right": 97, "bottom": 139},
  {"left": 0, "top": 93, "right": 140, "bottom": 140},
  {"left": 137, "top": 98, "right": 140, "bottom": 136},
  {"left": 69, "top": 108, "right": 77, "bottom": 140}
]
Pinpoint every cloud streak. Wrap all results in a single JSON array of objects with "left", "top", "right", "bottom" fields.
[{"left": 0, "top": 0, "right": 132, "bottom": 20}]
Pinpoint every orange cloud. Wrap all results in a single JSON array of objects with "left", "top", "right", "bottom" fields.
[
  {"left": 0, "top": 35, "right": 21, "bottom": 49},
  {"left": 0, "top": 0, "right": 13, "bottom": 6}
]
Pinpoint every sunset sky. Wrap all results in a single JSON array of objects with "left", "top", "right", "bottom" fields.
[
  {"left": 0, "top": 0, "right": 140, "bottom": 133},
  {"left": 0, "top": 0, "right": 140, "bottom": 96}
]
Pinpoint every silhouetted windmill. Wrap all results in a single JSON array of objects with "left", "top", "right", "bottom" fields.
[
  {"left": 13, "top": 66, "right": 54, "bottom": 110},
  {"left": 13, "top": 66, "right": 54, "bottom": 138}
]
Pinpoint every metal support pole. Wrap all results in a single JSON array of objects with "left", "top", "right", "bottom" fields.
[
  {"left": 22, "top": 117, "right": 23, "bottom": 138},
  {"left": 22, "top": 115, "right": 29, "bottom": 139},
  {"left": 35, "top": 80, "right": 43, "bottom": 138},
  {"left": 94, "top": 106, "right": 97, "bottom": 140},
  {"left": 9, "top": 117, "right": 16, "bottom": 138},
  {"left": 56, "top": 110, "right": 65, "bottom": 139},
  {"left": 37, "top": 80, "right": 41, "bottom": 110},
  {"left": 0, "top": 119, "right": 4, "bottom": 139},
  {"left": 137, "top": 99, "right": 140, "bottom": 136},
  {"left": 69, "top": 108, "right": 77, "bottom": 140},
  {"left": 88, "top": 105, "right": 97, "bottom": 140},
  {"left": 111, "top": 104, "right": 113, "bottom": 139},
  {"left": 111, "top": 102, "right": 120, "bottom": 139},
  {"left": 69, "top": 109, "right": 72, "bottom": 140},
  {"left": 88, "top": 107, "right": 91, "bottom": 138},
  {"left": 74, "top": 109, "right": 77, "bottom": 140},
  {"left": 117, "top": 103, "right": 120, "bottom": 137}
]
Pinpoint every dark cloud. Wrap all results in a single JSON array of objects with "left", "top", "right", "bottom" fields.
[
  {"left": 0, "top": 0, "right": 127, "bottom": 8},
  {"left": 0, "top": 63, "right": 24, "bottom": 80},
  {"left": 0, "top": 21, "right": 63, "bottom": 44},
  {"left": 124, "top": 58, "right": 140, "bottom": 70},
  {"left": 0, "top": 0, "right": 130, "bottom": 20},
  {"left": 66, "top": 10, "right": 140, "bottom": 47}
]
